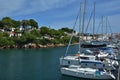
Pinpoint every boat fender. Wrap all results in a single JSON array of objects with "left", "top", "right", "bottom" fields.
[
  {"left": 75, "top": 54, "right": 79, "bottom": 56},
  {"left": 95, "top": 71, "right": 101, "bottom": 77}
]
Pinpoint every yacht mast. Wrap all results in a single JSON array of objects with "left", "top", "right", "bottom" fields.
[
  {"left": 81, "top": 0, "right": 86, "bottom": 40},
  {"left": 78, "top": 2, "right": 82, "bottom": 54},
  {"left": 102, "top": 16, "right": 104, "bottom": 40},
  {"left": 106, "top": 17, "right": 108, "bottom": 40},
  {"left": 93, "top": 2, "right": 96, "bottom": 40},
  {"left": 106, "top": 17, "right": 108, "bottom": 35}
]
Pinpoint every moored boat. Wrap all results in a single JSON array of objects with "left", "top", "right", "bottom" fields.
[
  {"left": 61, "top": 65, "right": 116, "bottom": 80},
  {"left": 60, "top": 54, "right": 116, "bottom": 70}
]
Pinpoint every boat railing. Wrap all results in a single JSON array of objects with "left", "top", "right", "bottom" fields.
[{"left": 64, "top": 53, "right": 81, "bottom": 57}]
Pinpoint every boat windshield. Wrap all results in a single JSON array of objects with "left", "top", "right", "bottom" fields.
[{"left": 98, "top": 68, "right": 104, "bottom": 71}]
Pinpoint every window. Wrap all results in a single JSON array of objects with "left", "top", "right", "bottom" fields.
[
  {"left": 85, "top": 64, "right": 87, "bottom": 66},
  {"left": 94, "top": 64, "right": 96, "bottom": 66},
  {"left": 68, "top": 61, "right": 70, "bottom": 64},
  {"left": 103, "top": 64, "right": 105, "bottom": 67}
]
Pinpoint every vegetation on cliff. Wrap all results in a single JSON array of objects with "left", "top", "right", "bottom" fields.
[{"left": 0, "top": 17, "right": 78, "bottom": 48}]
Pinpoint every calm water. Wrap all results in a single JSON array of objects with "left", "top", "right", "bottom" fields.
[
  {"left": 0, "top": 45, "right": 117, "bottom": 80},
  {"left": 0, "top": 45, "right": 80, "bottom": 80}
]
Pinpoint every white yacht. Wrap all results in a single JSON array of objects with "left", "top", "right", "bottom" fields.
[
  {"left": 60, "top": 54, "right": 116, "bottom": 70},
  {"left": 61, "top": 65, "right": 116, "bottom": 80}
]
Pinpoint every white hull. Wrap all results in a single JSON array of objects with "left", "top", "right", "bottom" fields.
[
  {"left": 60, "top": 55, "right": 117, "bottom": 70},
  {"left": 61, "top": 67, "right": 115, "bottom": 80}
]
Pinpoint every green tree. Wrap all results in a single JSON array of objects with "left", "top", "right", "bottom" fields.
[
  {"left": 0, "top": 32, "right": 3, "bottom": 38},
  {"left": 40, "top": 26, "right": 50, "bottom": 36},
  {"left": 39, "top": 38, "right": 51, "bottom": 45},
  {"left": 23, "top": 32, "right": 36, "bottom": 43},
  {"left": 13, "top": 20, "right": 21, "bottom": 28},
  {"left": 0, "top": 21, "right": 4, "bottom": 28},
  {"left": 29, "top": 19, "right": 38, "bottom": 29},
  {"left": 62, "top": 36, "right": 70, "bottom": 44},
  {"left": 21, "top": 20, "right": 29, "bottom": 31},
  {"left": 3, "top": 32, "right": 9, "bottom": 37},
  {"left": 59, "top": 27, "right": 75, "bottom": 33},
  {"left": 2, "top": 17, "right": 14, "bottom": 28},
  {"left": 30, "top": 29, "right": 41, "bottom": 37},
  {"left": 0, "top": 38, "right": 15, "bottom": 47}
]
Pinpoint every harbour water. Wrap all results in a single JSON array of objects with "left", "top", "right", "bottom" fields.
[{"left": 0, "top": 45, "right": 117, "bottom": 80}]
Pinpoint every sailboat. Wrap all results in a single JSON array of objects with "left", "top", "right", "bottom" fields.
[
  {"left": 60, "top": 53, "right": 116, "bottom": 70},
  {"left": 61, "top": 65, "right": 116, "bottom": 79},
  {"left": 60, "top": 0, "right": 116, "bottom": 79}
]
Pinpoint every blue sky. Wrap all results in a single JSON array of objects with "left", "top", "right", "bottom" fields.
[{"left": 0, "top": 0, "right": 120, "bottom": 33}]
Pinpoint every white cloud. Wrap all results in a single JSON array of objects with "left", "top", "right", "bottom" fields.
[
  {"left": 0, "top": 0, "right": 120, "bottom": 33},
  {"left": 0, "top": 0, "right": 25, "bottom": 16},
  {"left": 96, "top": 0, "right": 120, "bottom": 15},
  {"left": 50, "top": 0, "right": 120, "bottom": 33},
  {"left": 0, "top": 0, "right": 76, "bottom": 17}
]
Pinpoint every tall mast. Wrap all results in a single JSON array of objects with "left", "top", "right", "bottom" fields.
[
  {"left": 93, "top": 2, "right": 96, "bottom": 40},
  {"left": 81, "top": 0, "right": 86, "bottom": 40},
  {"left": 78, "top": 2, "right": 82, "bottom": 54},
  {"left": 106, "top": 17, "right": 107, "bottom": 34},
  {"left": 106, "top": 17, "right": 108, "bottom": 41},
  {"left": 106, "top": 17, "right": 108, "bottom": 40},
  {"left": 102, "top": 16, "right": 104, "bottom": 40}
]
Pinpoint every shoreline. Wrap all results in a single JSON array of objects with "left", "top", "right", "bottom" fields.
[
  {"left": 0, "top": 43, "right": 78, "bottom": 49},
  {"left": 0, "top": 44, "right": 65, "bottom": 49}
]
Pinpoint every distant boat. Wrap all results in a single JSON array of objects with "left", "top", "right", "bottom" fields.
[{"left": 80, "top": 40, "right": 107, "bottom": 48}]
